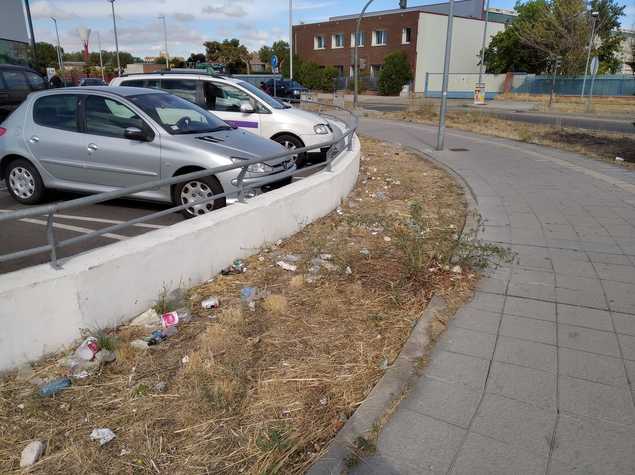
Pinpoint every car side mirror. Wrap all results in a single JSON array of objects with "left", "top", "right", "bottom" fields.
[
  {"left": 240, "top": 101, "right": 254, "bottom": 113},
  {"left": 124, "top": 127, "right": 148, "bottom": 141}
]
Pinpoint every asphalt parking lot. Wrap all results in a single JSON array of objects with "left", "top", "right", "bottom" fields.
[{"left": 0, "top": 182, "right": 183, "bottom": 275}]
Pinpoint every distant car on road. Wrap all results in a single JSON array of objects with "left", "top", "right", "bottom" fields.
[
  {"left": 0, "top": 64, "right": 47, "bottom": 109},
  {"left": 262, "top": 79, "right": 308, "bottom": 102},
  {"left": 0, "top": 87, "right": 293, "bottom": 217},
  {"left": 111, "top": 71, "right": 343, "bottom": 167},
  {"left": 79, "top": 78, "right": 107, "bottom": 86}
]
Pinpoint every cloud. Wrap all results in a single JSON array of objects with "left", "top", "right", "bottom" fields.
[
  {"left": 202, "top": 1, "right": 249, "bottom": 18},
  {"left": 31, "top": 0, "right": 76, "bottom": 20},
  {"left": 173, "top": 13, "right": 196, "bottom": 22}
]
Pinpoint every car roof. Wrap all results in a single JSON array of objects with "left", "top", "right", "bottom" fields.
[
  {"left": 47, "top": 86, "right": 167, "bottom": 97},
  {"left": 119, "top": 72, "right": 238, "bottom": 83},
  {"left": 0, "top": 64, "right": 42, "bottom": 74}
]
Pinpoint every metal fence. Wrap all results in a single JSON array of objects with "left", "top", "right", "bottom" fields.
[
  {"left": 511, "top": 74, "right": 635, "bottom": 96},
  {"left": 0, "top": 100, "right": 358, "bottom": 270}
]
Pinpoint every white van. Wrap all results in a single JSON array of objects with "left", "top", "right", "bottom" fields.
[{"left": 111, "top": 71, "right": 345, "bottom": 167}]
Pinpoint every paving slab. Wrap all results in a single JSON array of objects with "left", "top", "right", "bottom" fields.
[{"left": 351, "top": 117, "right": 635, "bottom": 475}]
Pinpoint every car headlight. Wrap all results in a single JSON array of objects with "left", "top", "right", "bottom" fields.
[
  {"left": 314, "top": 123, "right": 330, "bottom": 135},
  {"left": 231, "top": 157, "right": 273, "bottom": 174}
]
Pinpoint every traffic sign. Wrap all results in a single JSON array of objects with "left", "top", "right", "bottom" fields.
[
  {"left": 271, "top": 54, "right": 279, "bottom": 69},
  {"left": 590, "top": 56, "right": 599, "bottom": 76}
]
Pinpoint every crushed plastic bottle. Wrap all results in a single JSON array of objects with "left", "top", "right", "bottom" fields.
[{"left": 39, "top": 378, "right": 72, "bottom": 397}]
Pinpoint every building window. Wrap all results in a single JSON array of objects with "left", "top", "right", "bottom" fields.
[
  {"left": 370, "top": 64, "right": 383, "bottom": 77},
  {"left": 314, "top": 35, "right": 325, "bottom": 50},
  {"left": 402, "top": 27, "right": 412, "bottom": 44},
  {"left": 332, "top": 33, "right": 344, "bottom": 49},
  {"left": 350, "top": 31, "right": 365, "bottom": 47},
  {"left": 372, "top": 30, "right": 387, "bottom": 46}
]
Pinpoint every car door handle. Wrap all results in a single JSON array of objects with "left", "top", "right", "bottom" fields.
[
  {"left": 29, "top": 135, "right": 40, "bottom": 143},
  {"left": 87, "top": 143, "right": 99, "bottom": 152}
]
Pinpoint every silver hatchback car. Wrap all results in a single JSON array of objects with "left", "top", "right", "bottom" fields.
[{"left": 0, "top": 86, "right": 292, "bottom": 216}]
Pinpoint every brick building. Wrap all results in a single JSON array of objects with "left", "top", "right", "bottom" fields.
[{"left": 292, "top": 0, "right": 515, "bottom": 92}]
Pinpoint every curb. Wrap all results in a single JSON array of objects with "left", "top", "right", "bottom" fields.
[{"left": 307, "top": 143, "right": 482, "bottom": 475}]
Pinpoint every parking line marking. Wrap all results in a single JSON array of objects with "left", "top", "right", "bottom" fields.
[
  {"left": 0, "top": 210, "right": 165, "bottom": 229},
  {"left": 17, "top": 218, "right": 128, "bottom": 241}
]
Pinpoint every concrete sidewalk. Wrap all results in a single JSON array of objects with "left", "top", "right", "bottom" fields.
[{"left": 353, "top": 118, "right": 635, "bottom": 474}]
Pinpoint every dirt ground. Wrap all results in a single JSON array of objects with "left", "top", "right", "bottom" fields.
[
  {"left": 0, "top": 138, "right": 477, "bottom": 474},
  {"left": 494, "top": 93, "right": 635, "bottom": 116},
  {"left": 365, "top": 106, "right": 635, "bottom": 168}
]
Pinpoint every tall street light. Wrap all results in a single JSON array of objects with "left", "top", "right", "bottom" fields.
[
  {"left": 289, "top": 0, "right": 293, "bottom": 80},
  {"left": 435, "top": 0, "right": 455, "bottom": 151},
  {"left": 158, "top": 15, "right": 169, "bottom": 69},
  {"left": 50, "top": 17, "right": 64, "bottom": 77},
  {"left": 477, "top": 0, "right": 490, "bottom": 85},
  {"left": 108, "top": 0, "right": 121, "bottom": 76},
  {"left": 354, "top": 0, "right": 408, "bottom": 108},
  {"left": 581, "top": 10, "right": 599, "bottom": 98},
  {"left": 97, "top": 31, "right": 105, "bottom": 81}
]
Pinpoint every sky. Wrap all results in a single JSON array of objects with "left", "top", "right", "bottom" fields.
[{"left": 30, "top": 0, "right": 635, "bottom": 60}]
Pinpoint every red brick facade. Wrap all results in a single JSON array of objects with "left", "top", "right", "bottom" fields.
[{"left": 293, "top": 11, "right": 419, "bottom": 77}]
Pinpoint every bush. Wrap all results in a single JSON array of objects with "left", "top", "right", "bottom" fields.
[
  {"left": 378, "top": 51, "right": 413, "bottom": 96},
  {"left": 296, "top": 60, "right": 340, "bottom": 92},
  {"left": 321, "top": 66, "right": 339, "bottom": 92}
]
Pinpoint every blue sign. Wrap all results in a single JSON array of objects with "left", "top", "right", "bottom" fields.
[{"left": 271, "top": 54, "right": 279, "bottom": 69}]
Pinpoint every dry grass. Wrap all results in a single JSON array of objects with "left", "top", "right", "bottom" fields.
[
  {"left": 494, "top": 93, "right": 635, "bottom": 116},
  {"left": 0, "top": 138, "right": 476, "bottom": 474},
  {"left": 366, "top": 106, "right": 635, "bottom": 168}
]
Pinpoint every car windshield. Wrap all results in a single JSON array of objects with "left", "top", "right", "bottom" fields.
[
  {"left": 129, "top": 93, "right": 232, "bottom": 135},
  {"left": 236, "top": 80, "right": 288, "bottom": 110},
  {"left": 284, "top": 80, "right": 304, "bottom": 89}
]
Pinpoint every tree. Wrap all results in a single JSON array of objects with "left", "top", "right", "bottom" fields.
[
  {"left": 258, "top": 41, "right": 291, "bottom": 75},
  {"left": 484, "top": 0, "right": 625, "bottom": 74},
  {"left": 187, "top": 53, "right": 206, "bottom": 64},
  {"left": 378, "top": 51, "right": 413, "bottom": 95},
  {"left": 32, "top": 42, "right": 62, "bottom": 70},
  {"left": 483, "top": 1, "right": 549, "bottom": 73},
  {"left": 204, "top": 39, "right": 250, "bottom": 73}
]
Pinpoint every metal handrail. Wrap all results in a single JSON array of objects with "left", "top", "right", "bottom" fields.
[{"left": 0, "top": 100, "right": 358, "bottom": 269}]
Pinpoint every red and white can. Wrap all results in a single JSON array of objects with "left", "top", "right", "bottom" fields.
[
  {"left": 161, "top": 311, "right": 179, "bottom": 328},
  {"left": 76, "top": 337, "right": 100, "bottom": 361}
]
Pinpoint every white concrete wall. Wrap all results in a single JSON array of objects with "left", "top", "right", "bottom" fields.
[
  {"left": 414, "top": 13, "right": 506, "bottom": 93},
  {"left": 425, "top": 73, "right": 508, "bottom": 96},
  {"left": 0, "top": 137, "right": 361, "bottom": 372}
]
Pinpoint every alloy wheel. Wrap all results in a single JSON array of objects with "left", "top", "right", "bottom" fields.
[{"left": 180, "top": 180, "right": 215, "bottom": 216}]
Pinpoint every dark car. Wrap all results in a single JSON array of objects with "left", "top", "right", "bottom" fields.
[
  {"left": 79, "top": 77, "right": 107, "bottom": 86},
  {"left": 0, "top": 64, "right": 47, "bottom": 108},
  {"left": 262, "top": 79, "right": 308, "bottom": 102}
]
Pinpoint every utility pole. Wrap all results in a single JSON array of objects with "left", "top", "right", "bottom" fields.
[
  {"left": 108, "top": 0, "right": 121, "bottom": 76},
  {"left": 477, "top": 0, "right": 490, "bottom": 85},
  {"left": 97, "top": 31, "right": 105, "bottom": 81},
  {"left": 289, "top": 0, "right": 293, "bottom": 80},
  {"left": 436, "top": 0, "right": 455, "bottom": 151},
  {"left": 25, "top": 0, "right": 38, "bottom": 67},
  {"left": 581, "top": 11, "right": 599, "bottom": 97},
  {"left": 158, "top": 16, "right": 169, "bottom": 69},
  {"left": 548, "top": 56, "right": 562, "bottom": 109}
]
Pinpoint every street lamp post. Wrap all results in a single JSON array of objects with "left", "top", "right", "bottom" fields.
[
  {"left": 477, "top": 0, "right": 490, "bottom": 85},
  {"left": 50, "top": 17, "right": 65, "bottom": 77},
  {"left": 354, "top": 1, "right": 408, "bottom": 108},
  {"left": 108, "top": 0, "right": 121, "bottom": 76},
  {"left": 581, "top": 11, "right": 599, "bottom": 98},
  {"left": 435, "top": 0, "right": 455, "bottom": 151},
  {"left": 289, "top": 0, "right": 293, "bottom": 80},
  {"left": 158, "top": 16, "right": 169, "bottom": 69},
  {"left": 97, "top": 31, "right": 105, "bottom": 81}
]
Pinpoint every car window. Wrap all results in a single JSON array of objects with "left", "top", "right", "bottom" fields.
[
  {"left": 0, "top": 74, "right": 5, "bottom": 89},
  {"left": 25, "top": 72, "right": 46, "bottom": 90},
  {"left": 85, "top": 95, "right": 147, "bottom": 139},
  {"left": 33, "top": 94, "right": 78, "bottom": 131},
  {"left": 121, "top": 79, "right": 145, "bottom": 87},
  {"left": 161, "top": 79, "right": 198, "bottom": 103},
  {"left": 205, "top": 82, "right": 256, "bottom": 112},
  {"left": 2, "top": 71, "right": 30, "bottom": 90},
  {"left": 129, "top": 92, "right": 231, "bottom": 135},
  {"left": 236, "top": 80, "right": 286, "bottom": 110}
]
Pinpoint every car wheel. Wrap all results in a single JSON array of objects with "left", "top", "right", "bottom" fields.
[
  {"left": 6, "top": 158, "right": 46, "bottom": 205},
  {"left": 174, "top": 175, "right": 225, "bottom": 219},
  {"left": 273, "top": 134, "right": 307, "bottom": 169}
]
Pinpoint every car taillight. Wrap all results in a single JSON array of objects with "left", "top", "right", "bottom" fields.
[{"left": 0, "top": 127, "right": 6, "bottom": 137}]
